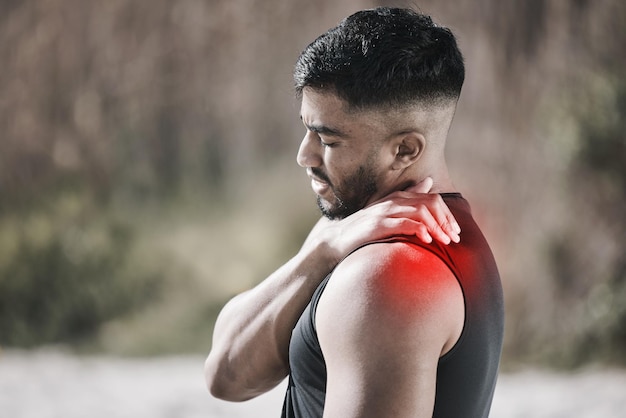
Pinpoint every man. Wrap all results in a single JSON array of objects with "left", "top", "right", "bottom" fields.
[{"left": 205, "top": 7, "right": 504, "bottom": 418}]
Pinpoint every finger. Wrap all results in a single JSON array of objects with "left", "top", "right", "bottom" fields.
[
  {"left": 405, "top": 177, "right": 433, "bottom": 194},
  {"left": 428, "top": 221, "right": 452, "bottom": 245},
  {"left": 441, "top": 208, "right": 461, "bottom": 241},
  {"left": 403, "top": 219, "right": 433, "bottom": 244},
  {"left": 414, "top": 223, "right": 433, "bottom": 244},
  {"left": 413, "top": 206, "right": 451, "bottom": 245},
  {"left": 380, "top": 217, "right": 433, "bottom": 244},
  {"left": 383, "top": 199, "right": 453, "bottom": 245},
  {"left": 439, "top": 217, "right": 461, "bottom": 243},
  {"left": 426, "top": 200, "right": 461, "bottom": 243},
  {"left": 413, "top": 193, "right": 460, "bottom": 242},
  {"left": 449, "top": 213, "right": 461, "bottom": 235}
]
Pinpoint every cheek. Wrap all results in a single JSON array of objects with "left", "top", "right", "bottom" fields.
[
  {"left": 324, "top": 145, "right": 380, "bottom": 187},
  {"left": 322, "top": 156, "right": 350, "bottom": 184}
]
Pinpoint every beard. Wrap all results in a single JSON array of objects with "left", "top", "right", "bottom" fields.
[{"left": 314, "top": 164, "right": 379, "bottom": 220}]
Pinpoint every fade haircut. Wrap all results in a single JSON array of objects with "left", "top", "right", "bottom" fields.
[{"left": 294, "top": 7, "right": 465, "bottom": 110}]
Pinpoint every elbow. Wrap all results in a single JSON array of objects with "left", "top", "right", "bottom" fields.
[
  {"left": 204, "top": 354, "right": 236, "bottom": 400},
  {"left": 204, "top": 353, "right": 253, "bottom": 402}
]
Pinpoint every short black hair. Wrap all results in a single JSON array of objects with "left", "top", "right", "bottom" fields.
[{"left": 294, "top": 7, "right": 465, "bottom": 109}]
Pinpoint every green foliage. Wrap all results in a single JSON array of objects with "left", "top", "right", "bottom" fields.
[
  {"left": 569, "top": 76, "right": 626, "bottom": 365},
  {"left": 576, "top": 78, "right": 626, "bottom": 200},
  {"left": 0, "top": 189, "right": 162, "bottom": 347},
  {"left": 540, "top": 74, "right": 626, "bottom": 368}
]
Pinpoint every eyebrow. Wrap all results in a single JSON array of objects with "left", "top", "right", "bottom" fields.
[{"left": 300, "top": 117, "right": 347, "bottom": 138}]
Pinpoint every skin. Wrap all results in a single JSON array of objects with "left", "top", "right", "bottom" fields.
[
  {"left": 299, "top": 88, "right": 465, "bottom": 417},
  {"left": 318, "top": 243, "right": 464, "bottom": 417},
  {"left": 204, "top": 88, "right": 464, "bottom": 415}
]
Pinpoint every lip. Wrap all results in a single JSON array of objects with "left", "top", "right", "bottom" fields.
[
  {"left": 307, "top": 170, "right": 330, "bottom": 195},
  {"left": 310, "top": 177, "right": 329, "bottom": 195}
]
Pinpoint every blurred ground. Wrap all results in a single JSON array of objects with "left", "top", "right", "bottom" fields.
[{"left": 1, "top": 349, "right": 625, "bottom": 418}]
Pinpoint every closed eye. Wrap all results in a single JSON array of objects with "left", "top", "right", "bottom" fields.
[
  {"left": 320, "top": 138, "right": 338, "bottom": 148},
  {"left": 301, "top": 118, "right": 346, "bottom": 139}
]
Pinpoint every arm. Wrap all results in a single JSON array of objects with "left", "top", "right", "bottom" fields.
[
  {"left": 205, "top": 242, "right": 332, "bottom": 401},
  {"left": 204, "top": 179, "right": 461, "bottom": 401},
  {"left": 316, "top": 243, "right": 465, "bottom": 418}
]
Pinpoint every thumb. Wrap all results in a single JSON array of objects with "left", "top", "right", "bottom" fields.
[{"left": 406, "top": 176, "right": 433, "bottom": 194}]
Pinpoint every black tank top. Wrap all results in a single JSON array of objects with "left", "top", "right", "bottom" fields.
[{"left": 282, "top": 194, "right": 504, "bottom": 418}]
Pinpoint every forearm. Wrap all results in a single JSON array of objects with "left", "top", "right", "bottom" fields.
[
  {"left": 204, "top": 239, "right": 334, "bottom": 401},
  {"left": 204, "top": 188, "right": 460, "bottom": 401}
]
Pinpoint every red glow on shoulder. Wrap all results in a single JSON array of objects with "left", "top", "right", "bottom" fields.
[{"left": 373, "top": 243, "right": 458, "bottom": 317}]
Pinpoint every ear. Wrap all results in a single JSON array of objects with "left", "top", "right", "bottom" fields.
[{"left": 390, "top": 132, "right": 425, "bottom": 170}]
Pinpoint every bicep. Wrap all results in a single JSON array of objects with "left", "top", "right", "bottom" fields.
[
  {"left": 321, "top": 339, "right": 439, "bottom": 418},
  {"left": 316, "top": 244, "right": 463, "bottom": 418}
]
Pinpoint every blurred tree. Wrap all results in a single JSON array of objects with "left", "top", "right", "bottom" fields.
[
  {"left": 0, "top": 0, "right": 624, "bottom": 363},
  {"left": 0, "top": 191, "right": 162, "bottom": 346}
]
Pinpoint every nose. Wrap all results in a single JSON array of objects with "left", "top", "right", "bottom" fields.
[{"left": 296, "top": 131, "right": 322, "bottom": 168}]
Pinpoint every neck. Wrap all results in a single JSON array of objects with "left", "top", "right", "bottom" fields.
[
  {"left": 401, "top": 156, "right": 457, "bottom": 194},
  {"left": 427, "top": 163, "right": 456, "bottom": 194}
]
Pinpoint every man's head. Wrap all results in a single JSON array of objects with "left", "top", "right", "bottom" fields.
[
  {"left": 294, "top": 7, "right": 464, "bottom": 110},
  {"left": 295, "top": 7, "right": 464, "bottom": 219}
]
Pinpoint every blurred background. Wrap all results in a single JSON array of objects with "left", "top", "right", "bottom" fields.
[{"left": 0, "top": 0, "right": 624, "bottom": 400}]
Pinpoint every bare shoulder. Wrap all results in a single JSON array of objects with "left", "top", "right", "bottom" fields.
[
  {"left": 315, "top": 242, "right": 465, "bottom": 416},
  {"left": 317, "top": 241, "right": 464, "bottom": 357}
]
